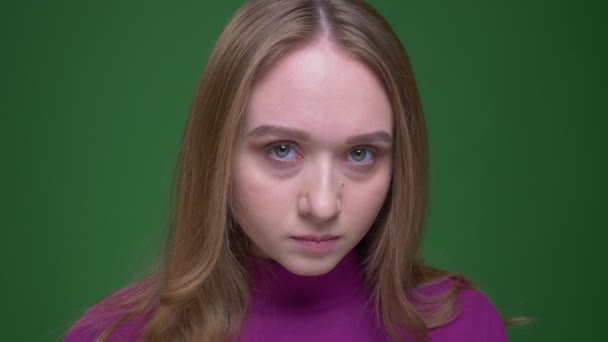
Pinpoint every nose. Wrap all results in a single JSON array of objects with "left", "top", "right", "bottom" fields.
[{"left": 298, "top": 158, "right": 342, "bottom": 222}]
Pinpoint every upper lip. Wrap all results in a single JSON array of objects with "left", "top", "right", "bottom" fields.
[{"left": 292, "top": 235, "right": 340, "bottom": 242}]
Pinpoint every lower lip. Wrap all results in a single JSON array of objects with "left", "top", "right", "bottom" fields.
[{"left": 291, "top": 237, "right": 340, "bottom": 253}]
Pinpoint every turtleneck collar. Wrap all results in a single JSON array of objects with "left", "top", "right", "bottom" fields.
[{"left": 247, "top": 250, "right": 368, "bottom": 314}]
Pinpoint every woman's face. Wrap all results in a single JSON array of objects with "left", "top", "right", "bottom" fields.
[{"left": 233, "top": 39, "right": 393, "bottom": 276}]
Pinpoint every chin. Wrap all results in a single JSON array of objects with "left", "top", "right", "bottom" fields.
[{"left": 279, "top": 253, "right": 343, "bottom": 276}]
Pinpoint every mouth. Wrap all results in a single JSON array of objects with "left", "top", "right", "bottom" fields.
[
  {"left": 290, "top": 235, "right": 341, "bottom": 253},
  {"left": 291, "top": 235, "right": 341, "bottom": 242}
]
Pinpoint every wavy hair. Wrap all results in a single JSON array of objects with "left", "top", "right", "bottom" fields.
[{"left": 69, "top": 1, "right": 495, "bottom": 341}]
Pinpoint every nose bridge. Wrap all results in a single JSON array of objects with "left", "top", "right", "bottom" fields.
[{"left": 302, "top": 155, "right": 340, "bottom": 220}]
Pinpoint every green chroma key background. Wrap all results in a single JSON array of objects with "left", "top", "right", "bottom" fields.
[{"left": 2, "top": 0, "right": 605, "bottom": 341}]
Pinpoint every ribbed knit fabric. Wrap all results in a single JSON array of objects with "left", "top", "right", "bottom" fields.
[
  {"left": 236, "top": 250, "right": 387, "bottom": 341},
  {"left": 65, "top": 251, "right": 507, "bottom": 341}
]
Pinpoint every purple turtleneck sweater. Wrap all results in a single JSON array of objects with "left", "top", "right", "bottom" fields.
[{"left": 65, "top": 251, "right": 507, "bottom": 341}]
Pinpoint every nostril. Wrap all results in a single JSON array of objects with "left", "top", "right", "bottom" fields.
[
  {"left": 303, "top": 192, "right": 341, "bottom": 222},
  {"left": 297, "top": 194, "right": 311, "bottom": 217},
  {"left": 298, "top": 169, "right": 342, "bottom": 221}
]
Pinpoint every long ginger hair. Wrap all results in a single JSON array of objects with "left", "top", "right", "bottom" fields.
[{"left": 74, "top": 0, "right": 481, "bottom": 341}]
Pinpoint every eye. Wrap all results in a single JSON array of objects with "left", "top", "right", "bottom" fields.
[
  {"left": 345, "top": 147, "right": 376, "bottom": 163},
  {"left": 267, "top": 143, "right": 300, "bottom": 161}
]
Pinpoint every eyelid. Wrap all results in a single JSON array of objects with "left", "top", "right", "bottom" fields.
[
  {"left": 265, "top": 141, "right": 299, "bottom": 151},
  {"left": 344, "top": 145, "right": 379, "bottom": 161},
  {"left": 350, "top": 144, "right": 378, "bottom": 153},
  {"left": 265, "top": 141, "right": 301, "bottom": 161},
  {"left": 263, "top": 142, "right": 380, "bottom": 163}
]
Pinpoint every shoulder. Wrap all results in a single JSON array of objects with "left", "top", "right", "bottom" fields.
[
  {"left": 64, "top": 284, "right": 154, "bottom": 342},
  {"left": 414, "top": 278, "right": 508, "bottom": 342}
]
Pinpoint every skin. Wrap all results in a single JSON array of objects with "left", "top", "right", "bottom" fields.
[{"left": 232, "top": 38, "right": 393, "bottom": 276}]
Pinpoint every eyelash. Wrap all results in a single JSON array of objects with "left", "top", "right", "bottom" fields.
[{"left": 264, "top": 142, "right": 379, "bottom": 165}]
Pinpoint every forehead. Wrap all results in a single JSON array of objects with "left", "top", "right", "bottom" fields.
[{"left": 245, "top": 40, "right": 393, "bottom": 140}]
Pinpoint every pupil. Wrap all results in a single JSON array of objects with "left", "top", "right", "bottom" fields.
[
  {"left": 352, "top": 149, "right": 366, "bottom": 161},
  {"left": 275, "top": 145, "right": 289, "bottom": 157}
]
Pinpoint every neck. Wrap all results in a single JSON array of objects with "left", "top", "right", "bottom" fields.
[{"left": 247, "top": 250, "right": 368, "bottom": 313}]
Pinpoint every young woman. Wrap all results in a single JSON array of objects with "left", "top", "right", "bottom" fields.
[{"left": 66, "top": 0, "right": 509, "bottom": 341}]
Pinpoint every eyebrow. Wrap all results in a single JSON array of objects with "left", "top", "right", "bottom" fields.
[
  {"left": 346, "top": 131, "right": 393, "bottom": 145},
  {"left": 246, "top": 125, "right": 393, "bottom": 145},
  {"left": 247, "top": 125, "right": 311, "bottom": 141}
]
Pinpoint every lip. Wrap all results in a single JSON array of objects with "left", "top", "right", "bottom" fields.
[
  {"left": 290, "top": 235, "right": 341, "bottom": 253},
  {"left": 291, "top": 235, "right": 340, "bottom": 242}
]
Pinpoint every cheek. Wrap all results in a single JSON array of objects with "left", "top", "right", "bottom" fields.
[
  {"left": 233, "top": 155, "right": 295, "bottom": 225},
  {"left": 343, "top": 170, "right": 391, "bottom": 226}
]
